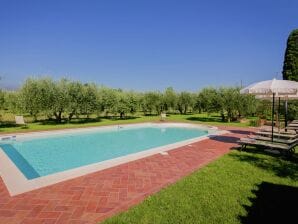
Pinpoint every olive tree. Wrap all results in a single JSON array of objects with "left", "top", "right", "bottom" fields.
[
  {"left": 4, "top": 91, "right": 21, "bottom": 114},
  {"left": 125, "top": 91, "right": 139, "bottom": 115},
  {"left": 19, "top": 78, "right": 44, "bottom": 121},
  {"left": 66, "top": 81, "right": 84, "bottom": 121},
  {"left": 176, "top": 91, "right": 193, "bottom": 114},
  {"left": 0, "top": 90, "right": 4, "bottom": 110},
  {"left": 163, "top": 87, "right": 177, "bottom": 112},
  {"left": 79, "top": 83, "right": 97, "bottom": 118},
  {"left": 141, "top": 91, "right": 163, "bottom": 115},
  {"left": 99, "top": 87, "right": 118, "bottom": 117},
  {"left": 197, "top": 87, "right": 219, "bottom": 115},
  {"left": 217, "top": 87, "right": 239, "bottom": 122}
]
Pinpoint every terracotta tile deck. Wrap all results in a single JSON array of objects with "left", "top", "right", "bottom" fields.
[{"left": 0, "top": 127, "right": 255, "bottom": 224}]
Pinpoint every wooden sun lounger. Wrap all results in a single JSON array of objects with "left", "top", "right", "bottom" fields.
[
  {"left": 290, "top": 120, "right": 298, "bottom": 124},
  {"left": 288, "top": 123, "right": 298, "bottom": 127},
  {"left": 256, "top": 131, "right": 298, "bottom": 139},
  {"left": 253, "top": 135, "right": 297, "bottom": 144},
  {"left": 286, "top": 126, "right": 298, "bottom": 133},
  {"left": 237, "top": 138, "right": 297, "bottom": 155},
  {"left": 259, "top": 130, "right": 296, "bottom": 135}
]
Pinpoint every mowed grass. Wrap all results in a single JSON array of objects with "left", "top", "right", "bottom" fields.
[
  {"left": 102, "top": 149, "right": 298, "bottom": 224},
  {"left": 0, "top": 113, "right": 255, "bottom": 133}
]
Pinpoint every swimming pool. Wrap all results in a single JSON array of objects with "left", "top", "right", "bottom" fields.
[{"left": 0, "top": 123, "right": 219, "bottom": 195}]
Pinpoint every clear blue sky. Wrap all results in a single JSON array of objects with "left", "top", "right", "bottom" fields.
[{"left": 0, "top": 0, "right": 297, "bottom": 91}]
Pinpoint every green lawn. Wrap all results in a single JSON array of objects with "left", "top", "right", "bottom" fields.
[
  {"left": 102, "top": 149, "right": 298, "bottom": 224},
  {"left": 0, "top": 113, "right": 255, "bottom": 133}
]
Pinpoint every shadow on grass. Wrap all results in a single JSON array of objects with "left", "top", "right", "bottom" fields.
[
  {"left": 239, "top": 182, "right": 298, "bottom": 223},
  {"left": 0, "top": 122, "right": 18, "bottom": 128},
  {"left": 39, "top": 116, "right": 140, "bottom": 125},
  {"left": 104, "top": 116, "right": 140, "bottom": 121},
  {"left": 0, "top": 122, "right": 29, "bottom": 131},
  {"left": 186, "top": 116, "right": 221, "bottom": 123},
  {"left": 229, "top": 151, "right": 298, "bottom": 180}
]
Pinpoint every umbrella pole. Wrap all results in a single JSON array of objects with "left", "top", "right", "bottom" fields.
[
  {"left": 271, "top": 93, "right": 275, "bottom": 142},
  {"left": 285, "top": 100, "right": 288, "bottom": 132},
  {"left": 278, "top": 97, "right": 280, "bottom": 132}
]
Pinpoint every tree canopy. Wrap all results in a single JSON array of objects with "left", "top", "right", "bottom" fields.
[
  {"left": 0, "top": 77, "right": 260, "bottom": 123},
  {"left": 282, "top": 29, "right": 298, "bottom": 81}
]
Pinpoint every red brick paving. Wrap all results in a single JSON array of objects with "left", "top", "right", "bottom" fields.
[{"left": 0, "top": 127, "right": 255, "bottom": 224}]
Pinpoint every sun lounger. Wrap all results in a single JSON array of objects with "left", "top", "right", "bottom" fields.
[
  {"left": 290, "top": 120, "right": 298, "bottom": 124},
  {"left": 286, "top": 126, "right": 298, "bottom": 133},
  {"left": 260, "top": 126, "right": 296, "bottom": 134},
  {"left": 288, "top": 123, "right": 298, "bottom": 127},
  {"left": 237, "top": 138, "right": 297, "bottom": 155},
  {"left": 259, "top": 129, "right": 296, "bottom": 135},
  {"left": 256, "top": 131, "right": 298, "bottom": 139},
  {"left": 253, "top": 135, "right": 297, "bottom": 144}
]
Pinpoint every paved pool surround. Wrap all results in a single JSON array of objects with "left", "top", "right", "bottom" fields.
[
  {"left": 0, "top": 123, "right": 222, "bottom": 196},
  {"left": 0, "top": 124, "right": 256, "bottom": 224}
]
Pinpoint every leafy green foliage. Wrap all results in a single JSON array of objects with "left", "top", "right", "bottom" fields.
[
  {"left": 66, "top": 81, "right": 84, "bottom": 120},
  {"left": 0, "top": 89, "right": 4, "bottom": 110},
  {"left": 163, "top": 87, "right": 177, "bottom": 112},
  {"left": 98, "top": 87, "right": 118, "bottom": 116},
  {"left": 3, "top": 91, "right": 21, "bottom": 114},
  {"left": 141, "top": 91, "right": 163, "bottom": 115},
  {"left": 176, "top": 91, "right": 194, "bottom": 114},
  {"left": 282, "top": 29, "right": 298, "bottom": 81},
  {"left": 79, "top": 83, "right": 97, "bottom": 117},
  {"left": 1, "top": 78, "right": 263, "bottom": 124},
  {"left": 19, "top": 78, "right": 44, "bottom": 120},
  {"left": 195, "top": 87, "right": 257, "bottom": 122},
  {"left": 282, "top": 29, "right": 298, "bottom": 119},
  {"left": 197, "top": 87, "right": 219, "bottom": 114}
]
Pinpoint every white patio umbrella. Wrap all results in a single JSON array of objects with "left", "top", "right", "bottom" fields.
[{"left": 240, "top": 78, "right": 298, "bottom": 141}]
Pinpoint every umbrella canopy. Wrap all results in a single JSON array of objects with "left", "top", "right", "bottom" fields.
[
  {"left": 240, "top": 78, "right": 298, "bottom": 96},
  {"left": 240, "top": 78, "right": 298, "bottom": 142},
  {"left": 255, "top": 93, "right": 298, "bottom": 100}
]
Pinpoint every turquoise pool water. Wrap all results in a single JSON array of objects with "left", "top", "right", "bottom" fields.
[{"left": 0, "top": 125, "right": 208, "bottom": 179}]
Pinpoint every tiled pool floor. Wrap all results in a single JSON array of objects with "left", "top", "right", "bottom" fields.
[{"left": 0, "top": 127, "right": 255, "bottom": 224}]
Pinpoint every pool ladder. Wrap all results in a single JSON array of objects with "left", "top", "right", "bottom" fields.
[{"left": 1, "top": 135, "right": 16, "bottom": 141}]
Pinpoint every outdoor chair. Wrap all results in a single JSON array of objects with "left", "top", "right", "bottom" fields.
[
  {"left": 237, "top": 137, "right": 297, "bottom": 156},
  {"left": 160, "top": 112, "right": 166, "bottom": 121},
  {"left": 15, "top": 115, "right": 27, "bottom": 127}
]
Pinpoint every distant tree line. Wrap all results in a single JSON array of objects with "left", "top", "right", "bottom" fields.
[{"left": 0, "top": 77, "right": 260, "bottom": 123}]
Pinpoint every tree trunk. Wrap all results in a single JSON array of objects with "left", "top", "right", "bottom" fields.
[
  {"left": 54, "top": 111, "right": 62, "bottom": 123},
  {"left": 120, "top": 112, "right": 125, "bottom": 119},
  {"left": 198, "top": 107, "right": 202, "bottom": 114},
  {"left": 227, "top": 110, "right": 231, "bottom": 123},
  {"left": 183, "top": 105, "right": 187, "bottom": 114},
  {"left": 220, "top": 112, "right": 225, "bottom": 122},
  {"left": 68, "top": 112, "right": 74, "bottom": 122},
  {"left": 178, "top": 105, "right": 183, "bottom": 114}
]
